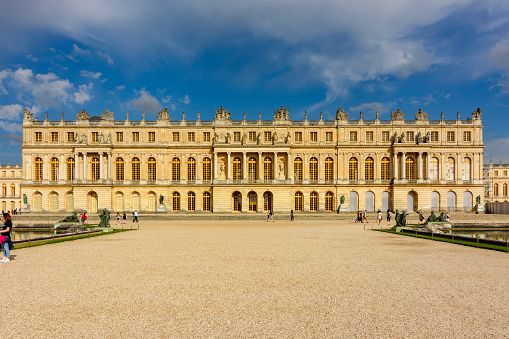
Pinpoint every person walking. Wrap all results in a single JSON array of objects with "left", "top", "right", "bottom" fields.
[
  {"left": 290, "top": 210, "right": 294, "bottom": 221},
  {"left": 445, "top": 212, "right": 450, "bottom": 222},
  {"left": 419, "top": 211, "right": 424, "bottom": 224},
  {"left": 386, "top": 210, "right": 391, "bottom": 226},
  {"left": 122, "top": 211, "right": 127, "bottom": 224},
  {"left": 267, "top": 211, "right": 270, "bottom": 222},
  {"left": 376, "top": 209, "right": 382, "bottom": 226},
  {"left": 116, "top": 212, "right": 121, "bottom": 225},
  {"left": 134, "top": 210, "right": 139, "bottom": 223},
  {"left": 363, "top": 210, "right": 369, "bottom": 223},
  {"left": 1, "top": 213, "right": 13, "bottom": 263}
]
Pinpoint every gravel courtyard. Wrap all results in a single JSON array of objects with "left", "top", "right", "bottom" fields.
[{"left": 4, "top": 219, "right": 509, "bottom": 338}]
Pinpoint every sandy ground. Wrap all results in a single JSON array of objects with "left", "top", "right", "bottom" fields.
[{"left": 3, "top": 219, "right": 509, "bottom": 338}]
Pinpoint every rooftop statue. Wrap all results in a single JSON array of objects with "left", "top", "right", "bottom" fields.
[
  {"left": 101, "top": 109, "right": 114, "bottom": 121},
  {"left": 23, "top": 108, "right": 33, "bottom": 121},
  {"left": 336, "top": 108, "right": 348, "bottom": 120},
  {"left": 273, "top": 105, "right": 291, "bottom": 121},
  {"left": 415, "top": 109, "right": 428, "bottom": 121},
  {"left": 214, "top": 106, "right": 232, "bottom": 122},
  {"left": 472, "top": 108, "right": 482, "bottom": 120},
  {"left": 391, "top": 109, "right": 404, "bottom": 121},
  {"left": 76, "top": 109, "right": 90, "bottom": 121},
  {"left": 157, "top": 108, "right": 170, "bottom": 121}
]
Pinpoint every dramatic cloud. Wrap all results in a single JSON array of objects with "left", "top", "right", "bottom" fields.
[
  {"left": 74, "top": 83, "right": 93, "bottom": 104},
  {"left": 128, "top": 89, "right": 162, "bottom": 113},
  {"left": 0, "top": 104, "right": 23, "bottom": 120}
]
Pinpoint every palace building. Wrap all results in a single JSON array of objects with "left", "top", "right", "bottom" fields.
[{"left": 20, "top": 106, "right": 485, "bottom": 213}]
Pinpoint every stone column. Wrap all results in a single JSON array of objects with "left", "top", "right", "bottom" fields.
[
  {"left": 74, "top": 153, "right": 79, "bottom": 180},
  {"left": 108, "top": 153, "right": 112, "bottom": 180},
  {"left": 242, "top": 152, "right": 247, "bottom": 180},
  {"left": 60, "top": 155, "right": 65, "bottom": 180},
  {"left": 401, "top": 152, "right": 406, "bottom": 180},
  {"left": 83, "top": 152, "right": 87, "bottom": 181},
  {"left": 227, "top": 152, "right": 231, "bottom": 180},
  {"left": 213, "top": 152, "right": 218, "bottom": 180},
  {"left": 273, "top": 152, "right": 278, "bottom": 180},
  {"left": 258, "top": 152, "right": 263, "bottom": 180},
  {"left": 418, "top": 152, "right": 423, "bottom": 180},
  {"left": 393, "top": 153, "right": 398, "bottom": 180},
  {"left": 99, "top": 152, "right": 103, "bottom": 179},
  {"left": 287, "top": 153, "right": 291, "bottom": 180}
]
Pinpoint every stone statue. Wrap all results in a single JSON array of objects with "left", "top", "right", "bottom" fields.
[
  {"left": 74, "top": 132, "right": 78, "bottom": 143},
  {"left": 395, "top": 209, "right": 399, "bottom": 224},
  {"left": 60, "top": 212, "right": 80, "bottom": 223},
  {"left": 182, "top": 111, "right": 186, "bottom": 121},
  {"left": 391, "top": 109, "right": 404, "bottom": 121},
  {"left": 425, "top": 211, "right": 437, "bottom": 223},
  {"left": 106, "top": 133, "right": 112, "bottom": 143},
  {"left": 213, "top": 133, "right": 219, "bottom": 143},
  {"left": 279, "top": 161, "right": 285, "bottom": 177},
  {"left": 476, "top": 195, "right": 481, "bottom": 205},
  {"left": 159, "top": 194, "right": 164, "bottom": 205},
  {"left": 304, "top": 110, "right": 308, "bottom": 120},
  {"left": 101, "top": 109, "right": 114, "bottom": 121},
  {"left": 99, "top": 132, "right": 104, "bottom": 143},
  {"left": 257, "top": 132, "right": 262, "bottom": 145},
  {"left": 98, "top": 209, "right": 111, "bottom": 228},
  {"left": 424, "top": 131, "right": 430, "bottom": 143},
  {"left": 258, "top": 111, "right": 262, "bottom": 120},
  {"left": 220, "top": 162, "right": 225, "bottom": 176},
  {"left": 241, "top": 133, "right": 247, "bottom": 145},
  {"left": 142, "top": 111, "right": 145, "bottom": 120},
  {"left": 23, "top": 108, "right": 33, "bottom": 121},
  {"left": 157, "top": 108, "right": 170, "bottom": 121},
  {"left": 243, "top": 111, "right": 246, "bottom": 120},
  {"left": 437, "top": 212, "right": 445, "bottom": 222},
  {"left": 274, "top": 106, "right": 291, "bottom": 121},
  {"left": 416, "top": 131, "right": 422, "bottom": 144},
  {"left": 415, "top": 109, "right": 428, "bottom": 121},
  {"left": 336, "top": 108, "right": 348, "bottom": 120},
  {"left": 76, "top": 109, "right": 90, "bottom": 121},
  {"left": 285, "top": 132, "right": 291, "bottom": 144},
  {"left": 340, "top": 195, "right": 345, "bottom": 204},
  {"left": 226, "top": 133, "right": 231, "bottom": 143},
  {"left": 273, "top": 131, "right": 278, "bottom": 143},
  {"left": 214, "top": 106, "right": 232, "bottom": 122},
  {"left": 472, "top": 108, "right": 481, "bottom": 120},
  {"left": 81, "top": 133, "right": 87, "bottom": 144},
  {"left": 23, "top": 194, "right": 27, "bottom": 205},
  {"left": 395, "top": 210, "right": 407, "bottom": 227}
]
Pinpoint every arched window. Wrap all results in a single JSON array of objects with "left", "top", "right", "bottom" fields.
[
  {"left": 202, "top": 157, "right": 211, "bottom": 181},
  {"left": 187, "top": 192, "right": 196, "bottom": 211},
  {"left": 202, "top": 192, "right": 211, "bottom": 211},
  {"left": 294, "top": 192, "right": 303, "bottom": 211},
  {"left": 494, "top": 184, "right": 499, "bottom": 196},
  {"left": 91, "top": 157, "right": 100, "bottom": 181},
  {"left": 263, "top": 191, "right": 272, "bottom": 211},
  {"left": 1, "top": 185, "right": 5, "bottom": 196},
  {"left": 233, "top": 192, "right": 242, "bottom": 212},
  {"left": 187, "top": 157, "right": 196, "bottom": 181},
  {"left": 504, "top": 184, "right": 508, "bottom": 196},
  {"left": 66, "top": 192, "right": 74, "bottom": 212},
  {"left": 34, "top": 157, "right": 43, "bottom": 181},
  {"left": 172, "top": 192, "right": 180, "bottom": 211},
  {"left": 405, "top": 157, "right": 415, "bottom": 180},
  {"left": 381, "top": 157, "right": 390, "bottom": 181},
  {"left": 50, "top": 192, "right": 59, "bottom": 212},
  {"left": 325, "top": 157, "right": 333, "bottom": 181},
  {"left": 2, "top": 201, "right": 6, "bottom": 212},
  {"left": 34, "top": 192, "right": 42, "bottom": 211},
  {"left": 116, "top": 192, "right": 124, "bottom": 212},
  {"left": 148, "top": 192, "right": 156, "bottom": 211},
  {"left": 349, "top": 157, "right": 358, "bottom": 181},
  {"left": 248, "top": 157, "right": 257, "bottom": 182},
  {"left": 148, "top": 157, "right": 157, "bottom": 181},
  {"left": 132, "top": 192, "right": 140, "bottom": 211},
  {"left": 462, "top": 157, "right": 471, "bottom": 181},
  {"left": 90, "top": 192, "right": 98, "bottom": 212},
  {"left": 10, "top": 201, "right": 15, "bottom": 212},
  {"left": 116, "top": 158, "right": 124, "bottom": 181},
  {"left": 309, "top": 157, "right": 318, "bottom": 181},
  {"left": 325, "top": 192, "right": 333, "bottom": 211},
  {"left": 430, "top": 157, "right": 439, "bottom": 181},
  {"left": 10, "top": 185, "right": 14, "bottom": 196},
  {"left": 66, "top": 158, "right": 75, "bottom": 181},
  {"left": 310, "top": 192, "right": 318, "bottom": 211},
  {"left": 131, "top": 157, "right": 140, "bottom": 181},
  {"left": 446, "top": 157, "right": 455, "bottom": 181},
  {"left": 263, "top": 157, "right": 273, "bottom": 180},
  {"left": 51, "top": 158, "right": 59, "bottom": 181},
  {"left": 248, "top": 191, "right": 257, "bottom": 211},
  {"left": 365, "top": 157, "right": 374, "bottom": 181},
  {"left": 172, "top": 157, "right": 181, "bottom": 181},
  {"left": 232, "top": 157, "right": 242, "bottom": 180},
  {"left": 294, "top": 157, "right": 303, "bottom": 181}
]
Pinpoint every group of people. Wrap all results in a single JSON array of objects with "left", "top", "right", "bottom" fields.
[
  {"left": 0, "top": 212, "right": 13, "bottom": 263},
  {"left": 1, "top": 209, "right": 20, "bottom": 215},
  {"left": 356, "top": 210, "right": 392, "bottom": 226}
]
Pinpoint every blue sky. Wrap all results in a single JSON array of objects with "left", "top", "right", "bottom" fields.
[{"left": 1, "top": 0, "right": 509, "bottom": 164}]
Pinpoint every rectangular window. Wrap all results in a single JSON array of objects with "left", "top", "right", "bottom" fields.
[
  {"left": 188, "top": 132, "right": 195, "bottom": 142},
  {"left": 51, "top": 132, "right": 58, "bottom": 142},
  {"left": 310, "top": 131, "right": 317, "bottom": 142},
  {"left": 148, "top": 132, "right": 156, "bottom": 143},
  {"left": 382, "top": 131, "right": 389, "bottom": 142},
  {"left": 92, "top": 132, "right": 99, "bottom": 142},
  {"left": 35, "top": 132, "right": 42, "bottom": 142},
  {"left": 406, "top": 131, "right": 414, "bottom": 143},
  {"left": 234, "top": 132, "right": 240, "bottom": 142},
  {"left": 295, "top": 132, "right": 302, "bottom": 142},
  {"left": 67, "top": 132, "right": 74, "bottom": 142},
  {"left": 431, "top": 131, "right": 438, "bottom": 142},
  {"left": 350, "top": 131, "right": 357, "bottom": 142},
  {"left": 326, "top": 131, "right": 333, "bottom": 142},
  {"left": 463, "top": 131, "right": 471, "bottom": 142},
  {"left": 116, "top": 132, "right": 123, "bottom": 142},
  {"left": 366, "top": 131, "right": 373, "bottom": 142},
  {"left": 132, "top": 132, "right": 139, "bottom": 142},
  {"left": 264, "top": 131, "right": 271, "bottom": 142},
  {"left": 10, "top": 171, "right": 14, "bottom": 177},
  {"left": 447, "top": 131, "right": 455, "bottom": 142},
  {"left": 173, "top": 132, "right": 180, "bottom": 142},
  {"left": 10, "top": 186, "right": 15, "bottom": 196},
  {"left": 203, "top": 132, "right": 210, "bottom": 142},
  {"left": 248, "top": 131, "right": 256, "bottom": 142}
]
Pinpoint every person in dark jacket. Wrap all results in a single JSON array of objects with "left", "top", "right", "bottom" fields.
[{"left": 1, "top": 213, "right": 13, "bottom": 263}]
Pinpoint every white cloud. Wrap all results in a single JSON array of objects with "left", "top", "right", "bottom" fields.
[
  {"left": 26, "top": 55, "right": 38, "bottom": 62},
  {"left": 485, "top": 137, "right": 509, "bottom": 163},
  {"left": 0, "top": 104, "right": 23, "bottom": 120},
  {"left": 0, "top": 121, "right": 22, "bottom": 134},
  {"left": 128, "top": 89, "right": 162, "bottom": 113},
  {"left": 74, "top": 83, "right": 93, "bottom": 104},
  {"left": 491, "top": 39, "right": 509, "bottom": 72},
  {"left": 179, "top": 95, "right": 191, "bottom": 104},
  {"left": 80, "top": 70, "right": 102, "bottom": 79}
]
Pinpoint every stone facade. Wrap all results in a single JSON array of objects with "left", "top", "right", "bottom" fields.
[
  {"left": 0, "top": 162, "right": 23, "bottom": 212},
  {"left": 484, "top": 162, "right": 509, "bottom": 202},
  {"left": 20, "top": 106, "right": 485, "bottom": 213}
]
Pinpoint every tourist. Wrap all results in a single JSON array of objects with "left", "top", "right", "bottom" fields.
[
  {"left": 122, "top": 211, "right": 127, "bottom": 224},
  {"left": 290, "top": 210, "right": 294, "bottom": 221},
  {"left": 82, "top": 212, "right": 87, "bottom": 224},
  {"left": 377, "top": 209, "right": 382, "bottom": 225},
  {"left": 363, "top": 210, "right": 368, "bottom": 223},
  {"left": 386, "top": 210, "right": 391, "bottom": 226},
  {"left": 116, "top": 212, "right": 121, "bottom": 225},
  {"left": 355, "top": 211, "right": 362, "bottom": 223},
  {"left": 134, "top": 210, "right": 139, "bottom": 223},
  {"left": 1, "top": 213, "right": 13, "bottom": 263},
  {"left": 419, "top": 211, "right": 424, "bottom": 224},
  {"left": 445, "top": 212, "right": 450, "bottom": 222},
  {"left": 270, "top": 211, "right": 274, "bottom": 222},
  {"left": 267, "top": 211, "right": 270, "bottom": 222}
]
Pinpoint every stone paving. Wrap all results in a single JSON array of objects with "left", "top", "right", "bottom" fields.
[{"left": 4, "top": 218, "right": 509, "bottom": 338}]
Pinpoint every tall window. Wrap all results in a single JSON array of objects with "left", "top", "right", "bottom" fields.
[
  {"left": 187, "top": 157, "right": 196, "bottom": 181},
  {"left": 504, "top": 184, "right": 508, "bottom": 196},
  {"left": 294, "top": 157, "right": 303, "bottom": 181},
  {"left": 148, "top": 157, "right": 157, "bottom": 181},
  {"left": 431, "top": 131, "right": 438, "bottom": 142},
  {"left": 116, "top": 192, "right": 124, "bottom": 212},
  {"left": 381, "top": 157, "right": 390, "bottom": 180},
  {"left": 202, "top": 157, "right": 211, "bottom": 181},
  {"left": 326, "top": 132, "right": 333, "bottom": 142},
  {"left": 494, "top": 184, "right": 499, "bottom": 196},
  {"left": 325, "top": 192, "right": 333, "bottom": 211},
  {"left": 34, "top": 157, "right": 43, "bottom": 181},
  {"left": 233, "top": 157, "right": 242, "bottom": 180},
  {"left": 130, "top": 192, "right": 140, "bottom": 211},
  {"left": 294, "top": 192, "right": 303, "bottom": 211},
  {"left": 35, "top": 132, "right": 42, "bottom": 142},
  {"left": 116, "top": 132, "right": 123, "bottom": 142},
  {"left": 92, "top": 132, "right": 99, "bottom": 142},
  {"left": 148, "top": 192, "right": 156, "bottom": 211},
  {"left": 34, "top": 192, "right": 42, "bottom": 211},
  {"left": 462, "top": 157, "right": 471, "bottom": 180},
  {"left": 173, "top": 132, "right": 179, "bottom": 142},
  {"left": 406, "top": 131, "right": 414, "bottom": 143},
  {"left": 349, "top": 157, "right": 358, "bottom": 181},
  {"left": 430, "top": 157, "right": 439, "bottom": 180},
  {"left": 405, "top": 157, "right": 415, "bottom": 180},
  {"left": 203, "top": 132, "right": 210, "bottom": 142},
  {"left": 203, "top": 192, "right": 211, "bottom": 211},
  {"left": 366, "top": 131, "right": 373, "bottom": 142},
  {"left": 249, "top": 131, "right": 256, "bottom": 142},
  {"left": 67, "top": 132, "right": 74, "bottom": 142},
  {"left": 295, "top": 132, "right": 302, "bottom": 142},
  {"left": 148, "top": 132, "right": 156, "bottom": 143},
  {"left": 132, "top": 157, "right": 140, "bottom": 181},
  {"left": 248, "top": 192, "right": 257, "bottom": 211},
  {"left": 66, "top": 192, "right": 74, "bottom": 212},
  {"left": 309, "top": 157, "right": 318, "bottom": 181},
  {"left": 310, "top": 132, "right": 317, "bottom": 142},
  {"left": 233, "top": 192, "right": 242, "bottom": 212},
  {"left": 132, "top": 132, "right": 139, "bottom": 142},
  {"left": 50, "top": 192, "right": 59, "bottom": 212},
  {"left": 187, "top": 192, "right": 195, "bottom": 211},
  {"left": 264, "top": 131, "right": 271, "bottom": 142},
  {"left": 51, "top": 157, "right": 59, "bottom": 181},
  {"left": 10, "top": 185, "right": 15, "bottom": 196},
  {"left": 263, "top": 191, "right": 272, "bottom": 211},
  {"left": 172, "top": 157, "right": 181, "bottom": 181},
  {"left": 382, "top": 131, "right": 389, "bottom": 142},
  {"left": 233, "top": 132, "right": 240, "bottom": 142},
  {"left": 1, "top": 185, "right": 5, "bottom": 196},
  {"left": 248, "top": 157, "right": 257, "bottom": 182},
  {"left": 446, "top": 157, "right": 455, "bottom": 181},
  {"left": 350, "top": 131, "right": 357, "bottom": 142},
  {"left": 325, "top": 157, "right": 333, "bottom": 181},
  {"left": 263, "top": 157, "right": 272, "bottom": 180},
  {"left": 51, "top": 132, "right": 58, "bottom": 142},
  {"left": 447, "top": 131, "right": 455, "bottom": 142},
  {"left": 116, "top": 158, "right": 124, "bottom": 181},
  {"left": 365, "top": 157, "right": 374, "bottom": 181},
  {"left": 463, "top": 131, "right": 471, "bottom": 142},
  {"left": 172, "top": 192, "right": 180, "bottom": 211},
  {"left": 90, "top": 192, "right": 99, "bottom": 212},
  {"left": 91, "top": 157, "right": 100, "bottom": 181},
  {"left": 67, "top": 158, "right": 75, "bottom": 181},
  {"left": 310, "top": 192, "right": 318, "bottom": 211},
  {"left": 188, "top": 132, "right": 195, "bottom": 142}
]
